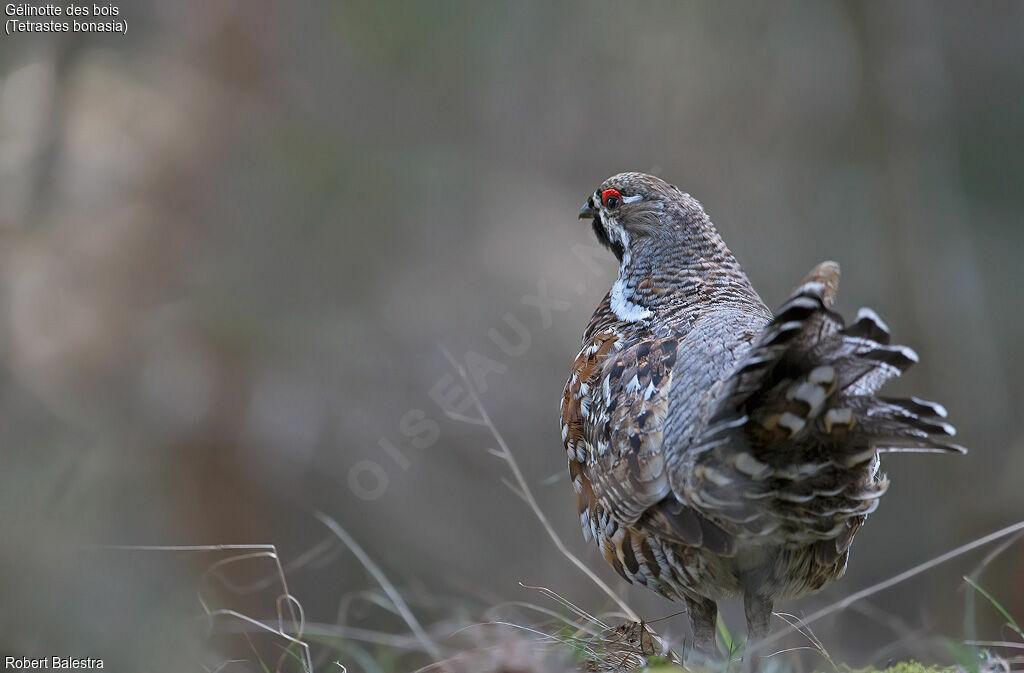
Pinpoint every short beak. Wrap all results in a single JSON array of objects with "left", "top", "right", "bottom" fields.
[{"left": 578, "top": 198, "right": 597, "bottom": 219}]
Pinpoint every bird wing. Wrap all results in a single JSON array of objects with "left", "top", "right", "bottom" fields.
[
  {"left": 562, "top": 327, "right": 673, "bottom": 534},
  {"left": 678, "top": 261, "right": 964, "bottom": 556},
  {"left": 562, "top": 300, "right": 751, "bottom": 563}
]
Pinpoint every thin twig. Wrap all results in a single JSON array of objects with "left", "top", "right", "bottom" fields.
[
  {"left": 440, "top": 346, "right": 641, "bottom": 622},
  {"left": 963, "top": 641, "right": 1024, "bottom": 651},
  {"left": 850, "top": 602, "right": 931, "bottom": 666},
  {"left": 98, "top": 544, "right": 278, "bottom": 551},
  {"left": 748, "top": 519, "right": 1024, "bottom": 656}
]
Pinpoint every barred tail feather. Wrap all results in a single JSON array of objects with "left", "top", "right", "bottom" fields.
[
  {"left": 856, "top": 396, "right": 966, "bottom": 454},
  {"left": 706, "top": 261, "right": 964, "bottom": 457},
  {"left": 684, "top": 261, "right": 964, "bottom": 543}
]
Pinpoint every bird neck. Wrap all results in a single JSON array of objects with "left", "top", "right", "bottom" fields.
[{"left": 612, "top": 226, "right": 767, "bottom": 325}]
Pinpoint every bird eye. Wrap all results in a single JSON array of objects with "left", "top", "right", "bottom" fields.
[{"left": 601, "top": 189, "right": 622, "bottom": 209}]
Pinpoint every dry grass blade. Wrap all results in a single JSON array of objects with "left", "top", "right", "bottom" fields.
[
  {"left": 518, "top": 582, "right": 609, "bottom": 630},
  {"left": 439, "top": 346, "right": 641, "bottom": 623},
  {"left": 772, "top": 611, "right": 836, "bottom": 670},
  {"left": 484, "top": 601, "right": 606, "bottom": 638},
  {"left": 314, "top": 510, "right": 442, "bottom": 660},
  {"left": 452, "top": 619, "right": 600, "bottom": 652},
  {"left": 763, "top": 646, "right": 826, "bottom": 659}
]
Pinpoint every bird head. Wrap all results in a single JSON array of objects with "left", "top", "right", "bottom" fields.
[{"left": 578, "top": 172, "right": 703, "bottom": 263}]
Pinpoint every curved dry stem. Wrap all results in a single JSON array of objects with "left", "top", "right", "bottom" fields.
[
  {"left": 440, "top": 346, "right": 640, "bottom": 623},
  {"left": 207, "top": 609, "right": 313, "bottom": 672},
  {"left": 96, "top": 543, "right": 305, "bottom": 665}
]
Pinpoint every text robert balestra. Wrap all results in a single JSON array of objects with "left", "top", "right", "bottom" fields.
[{"left": 5, "top": 657, "right": 104, "bottom": 670}]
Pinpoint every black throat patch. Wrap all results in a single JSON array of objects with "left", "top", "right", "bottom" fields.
[{"left": 591, "top": 217, "right": 624, "bottom": 262}]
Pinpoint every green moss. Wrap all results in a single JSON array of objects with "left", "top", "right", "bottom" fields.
[
  {"left": 641, "top": 663, "right": 951, "bottom": 673},
  {"left": 839, "top": 663, "right": 951, "bottom": 673}
]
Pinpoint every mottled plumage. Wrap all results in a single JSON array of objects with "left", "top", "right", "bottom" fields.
[{"left": 560, "top": 172, "right": 964, "bottom": 654}]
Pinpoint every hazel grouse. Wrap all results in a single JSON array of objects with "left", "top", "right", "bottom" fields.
[{"left": 560, "top": 172, "right": 964, "bottom": 652}]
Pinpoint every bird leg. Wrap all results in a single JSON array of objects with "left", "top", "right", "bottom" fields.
[
  {"left": 743, "top": 590, "right": 773, "bottom": 643},
  {"left": 743, "top": 590, "right": 774, "bottom": 670},
  {"left": 684, "top": 595, "right": 718, "bottom": 656}
]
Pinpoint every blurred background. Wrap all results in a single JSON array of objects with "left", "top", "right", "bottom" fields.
[{"left": 1, "top": 2, "right": 1022, "bottom": 671}]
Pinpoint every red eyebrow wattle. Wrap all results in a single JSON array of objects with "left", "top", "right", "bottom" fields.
[{"left": 601, "top": 189, "right": 621, "bottom": 205}]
